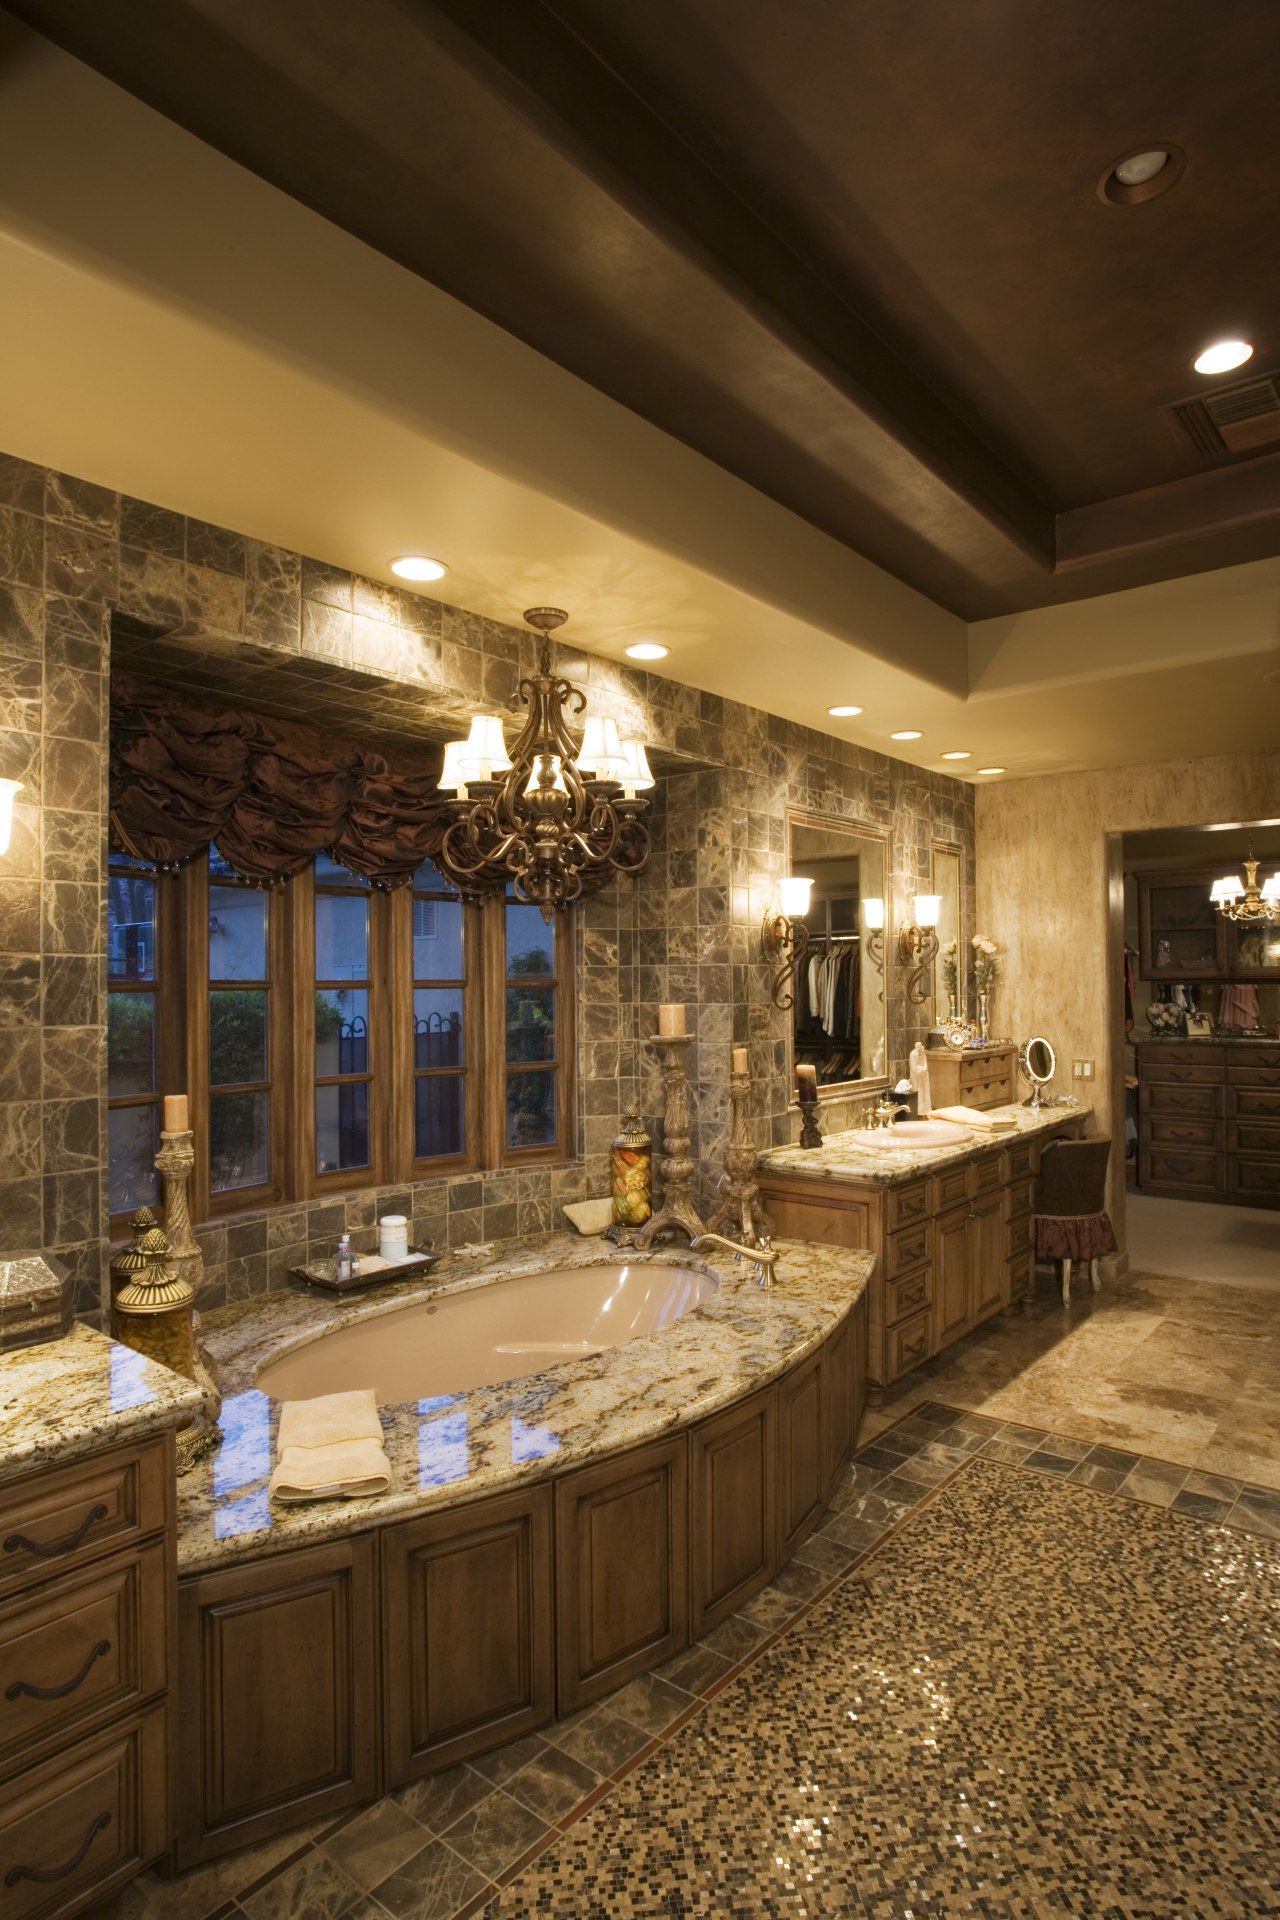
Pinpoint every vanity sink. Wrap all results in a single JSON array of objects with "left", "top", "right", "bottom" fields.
[{"left": 852, "top": 1119, "right": 972, "bottom": 1149}]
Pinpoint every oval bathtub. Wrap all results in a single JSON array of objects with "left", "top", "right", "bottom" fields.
[{"left": 255, "top": 1262, "right": 718, "bottom": 1403}]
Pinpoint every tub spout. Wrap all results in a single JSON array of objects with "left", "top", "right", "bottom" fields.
[{"left": 689, "top": 1232, "right": 779, "bottom": 1288}]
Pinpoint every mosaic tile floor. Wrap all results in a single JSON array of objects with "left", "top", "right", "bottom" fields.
[{"left": 101, "top": 1397, "right": 1280, "bottom": 1920}]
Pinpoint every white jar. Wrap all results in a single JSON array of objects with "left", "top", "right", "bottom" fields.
[{"left": 379, "top": 1214, "right": 409, "bottom": 1262}]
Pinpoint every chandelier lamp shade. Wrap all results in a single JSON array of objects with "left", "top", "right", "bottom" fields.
[
  {"left": 1210, "top": 848, "right": 1280, "bottom": 925},
  {"left": 435, "top": 607, "right": 653, "bottom": 918}
]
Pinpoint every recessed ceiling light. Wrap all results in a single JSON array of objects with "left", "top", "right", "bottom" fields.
[
  {"left": 1097, "top": 142, "right": 1185, "bottom": 207},
  {"left": 1115, "top": 149, "right": 1167, "bottom": 187},
  {"left": 827, "top": 704, "right": 862, "bottom": 717},
  {"left": 890, "top": 729, "right": 923, "bottom": 741},
  {"left": 390, "top": 555, "right": 448, "bottom": 581},
  {"left": 976, "top": 766, "right": 1006, "bottom": 776},
  {"left": 940, "top": 750, "right": 971, "bottom": 760},
  {"left": 625, "top": 641, "right": 669, "bottom": 661},
  {"left": 1193, "top": 339, "right": 1253, "bottom": 376}
]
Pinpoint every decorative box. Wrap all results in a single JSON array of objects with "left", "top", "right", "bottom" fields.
[{"left": 0, "top": 1255, "right": 72, "bottom": 1353}]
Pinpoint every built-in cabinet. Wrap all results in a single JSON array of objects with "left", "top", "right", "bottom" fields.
[
  {"left": 1137, "top": 1041, "right": 1280, "bottom": 1208},
  {"left": 0, "top": 1437, "right": 174, "bottom": 1918},
  {"left": 1137, "top": 870, "right": 1280, "bottom": 983},
  {"left": 173, "top": 1293, "right": 867, "bottom": 1867}
]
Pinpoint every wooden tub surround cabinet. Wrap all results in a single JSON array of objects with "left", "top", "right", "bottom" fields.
[{"left": 759, "top": 1105, "right": 1089, "bottom": 1401}]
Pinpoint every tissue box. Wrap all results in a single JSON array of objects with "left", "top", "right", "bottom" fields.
[{"left": 0, "top": 1256, "right": 72, "bottom": 1353}]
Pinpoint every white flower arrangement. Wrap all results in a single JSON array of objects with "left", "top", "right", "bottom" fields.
[{"left": 972, "top": 932, "right": 1001, "bottom": 990}]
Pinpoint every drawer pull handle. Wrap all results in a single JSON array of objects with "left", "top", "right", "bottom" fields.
[
  {"left": 3, "top": 1504, "right": 108, "bottom": 1560},
  {"left": 6, "top": 1638, "right": 110, "bottom": 1703},
  {"left": 5, "top": 1811, "right": 110, "bottom": 1887}
]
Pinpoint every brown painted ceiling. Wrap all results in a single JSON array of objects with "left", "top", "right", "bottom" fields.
[{"left": 7, "top": 0, "right": 1280, "bottom": 619}]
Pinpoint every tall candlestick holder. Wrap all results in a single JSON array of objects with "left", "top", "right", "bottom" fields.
[
  {"left": 706, "top": 1069, "right": 772, "bottom": 1247},
  {"left": 636, "top": 1033, "right": 707, "bottom": 1248},
  {"left": 152, "top": 1129, "right": 221, "bottom": 1470},
  {"left": 798, "top": 1087, "right": 824, "bottom": 1150}
]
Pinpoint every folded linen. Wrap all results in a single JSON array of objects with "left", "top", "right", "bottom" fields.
[
  {"left": 931, "top": 1104, "right": 1017, "bottom": 1133},
  {"left": 269, "top": 1387, "right": 392, "bottom": 1504}
]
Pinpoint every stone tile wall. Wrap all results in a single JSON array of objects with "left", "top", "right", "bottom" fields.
[{"left": 0, "top": 448, "right": 973, "bottom": 1317}]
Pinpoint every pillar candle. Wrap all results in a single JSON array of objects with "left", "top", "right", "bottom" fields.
[
  {"left": 731, "top": 1046, "right": 749, "bottom": 1075},
  {"left": 164, "top": 1093, "right": 189, "bottom": 1132},
  {"left": 796, "top": 1064, "right": 818, "bottom": 1101},
  {"left": 657, "top": 1004, "right": 686, "bottom": 1037}
]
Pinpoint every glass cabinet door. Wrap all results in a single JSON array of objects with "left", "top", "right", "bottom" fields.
[{"left": 1139, "top": 875, "right": 1225, "bottom": 979}]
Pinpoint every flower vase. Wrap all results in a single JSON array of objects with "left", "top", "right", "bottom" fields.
[
  {"left": 947, "top": 993, "right": 958, "bottom": 1024},
  {"left": 978, "top": 991, "right": 990, "bottom": 1041}
]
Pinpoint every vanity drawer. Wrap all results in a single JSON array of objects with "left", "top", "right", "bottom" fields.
[
  {"left": 883, "top": 1268, "right": 932, "bottom": 1327},
  {"left": 1228, "top": 1062, "right": 1280, "bottom": 1092},
  {"left": 883, "top": 1311, "right": 932, "bottom": 1385},
  {"left": 1006, "top": 1213, "right": 1033, "bottom": 1260},
  {"left": 0, "top": 1703, "right": 167, "bottom": 1920},
  {"left": 1003, "top": 1141, "right": 1035, "bottom": 1182},
  {"left": 971, "top": 1152, "right": 1003, "bottom": 1196},
  {"left": 1143, "top": 1147, "right": 1222, "bottom": 1195},
  {"left": 932, "top": 1165, "right": 969, "bottom": 1212},
  {"left": 0, "top": 1441, "right": 169, "bottom": 1603},
  {"left": 1006, "top": 1175, "right": 1033, "bottom": 1220},
  {"left": 884, "top": 1222, "right": 932, "bottom": 1282},
  {"left": 1139, "top": 1060, "right": 1223, "bottom": 1087},
  {"left": 887, "top": 1180, "right": 930, "bottom": 1231},
  {"left": 0, "top": 1542, "right": 168, "bottom": 1774},
  {"left": 962, "top": 1075, "right": 1013, "bottom": 1107},
  {"left": 1230, "top": 1086, "right": 1280, "bottom": 1122},
  {"left": 1141, "top": 1082, "right": 1221, "bottom": 1118},
  {"left": 1147, "top": 1115, "right": 1221, "bottom": 1150}
]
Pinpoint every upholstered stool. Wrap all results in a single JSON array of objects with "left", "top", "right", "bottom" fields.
[{"left": 1033, "top": 1136, "right": 1117, "bottom": 1306}]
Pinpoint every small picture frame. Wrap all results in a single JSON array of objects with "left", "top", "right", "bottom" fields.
[{"left": 1185, "top": 1012, "right": 1213, "bottom": 1038}]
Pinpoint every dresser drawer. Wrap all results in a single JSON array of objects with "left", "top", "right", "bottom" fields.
[
  {"left": 971, "top": 1151, "right": 1003, "bottom": 1196},
  {"left": 1230, "top": 1086, "right": 1280, "bottom": 1122},
  {"left": 932, "top": 1164, "right": 969, "bottom": 1212},
  {"left": 887, "top": 1180, "right": 930, "bottom": 1231},
  {"left": 1228, "top": 1118, "right": 1280, "bottom": 1157},
  {"left": 1230, "top": 1156, "right": 1280, "bottom": 1201},
  {"left": 1229, "top": 1045, "right": 1280, "bottom": 1068},
  {"left": 1006, "top": 1175, "right": 1034, "bottom": 1221},
  {"left": 0, "top": 1441, "right": 169, "bottom": 1603},
  {"left": 883, "top": 1268, "right": 932, "bottom": 1327},
  {"left": 883, "top": 1311, "right": 932, "bottom": 1384},
  {"left": 1003, "top": 1141, "right": 1035, "bottom": 1182},
  {"left": 961, "top": 1075, "right": 1013, "bottom": 1108},
  {"left": 0, "top": 1542, "right": 168, "bottom": 1774},
  {"left": 884, "top": 1221, "right": 932, "bottom": 1282},
  {"left": 0, "top": 1704, "right": 167, "bottom": 1920},
  {"left": 1146, "top": 1115, "right": 1221, "bottom": 1150},
  {"left": 1143, "top": 1147, "right": 1222, "bottom": 1195},
  {"left": 1140, "top": 1061, "right": 1223, "bottom": 1087},
  {"left": 1006, "top": 1213, "right": 1033, "bottom": 1260},
  {"left": 1140, "top": 1043, "right": 1224, "bottom": 1068},
  {"left": 1228, "top": 1062, "right": 1280, "bottom": 1092},
  {"left": 1141, "top": 1082, "right": 1221, "bottom": 1118}
]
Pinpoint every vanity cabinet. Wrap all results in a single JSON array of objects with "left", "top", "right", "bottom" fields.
[
  {"left": 0, "top": 1436, "right": 175, "bottom": 1919},
  {"left": 688, "top": 1387, "right": 777, "bottom": 1636},
  {"left": 1138, "top": 1041, "right": 1280, "bottom": 1208},
  {"left": 175, "top": 1534, "right": 379, "bottom": 1868}
]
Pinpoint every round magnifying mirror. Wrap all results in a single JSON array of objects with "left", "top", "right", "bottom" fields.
[{"left": 1019, "top": 1036, "right": 1056, "bottom": 1109}]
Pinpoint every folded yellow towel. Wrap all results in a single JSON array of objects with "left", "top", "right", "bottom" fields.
[
  {"left": 269, "top": 1388, "right": 391, "bottom": 1504},
  {"left": 931, "top": 1104, "right": 1017, "bottom": 1133}
]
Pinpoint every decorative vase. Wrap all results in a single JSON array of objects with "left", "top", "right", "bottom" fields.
[
  {"left": 978, "top": 990, "right": 991, "bottom": 1041},
  {"left": 947, "top": 992, "right": 959, "bottom": 1024},
  {"left": 610, "top": 1108, "right": 652, "bottom": 1228}
]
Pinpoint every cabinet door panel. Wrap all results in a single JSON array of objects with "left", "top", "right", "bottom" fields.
[
  {"left": 778, "top": 1351, "right": 825, "bottom": 1559},
  {"left": 177, "top": 1535, "right": 377, "bottom": 1868},
  {"left": 970, "top": 1195, "right": 1005, "bottom": 1322},
  {"left": 555, "top": 1441, "right": 686, "bottom": 1716},
  {"left": 823, "top": 1316, "right": 853, "bottom": 1493},
  {"left": 385, "top": 1487, "right": 552, "bottom": 1781},
  {"left": 934, "top": 1205, "right": 971, "bottom": 1350},
  {"left": 690, "top": 1388, "right": 776, "bottom": 1637}
]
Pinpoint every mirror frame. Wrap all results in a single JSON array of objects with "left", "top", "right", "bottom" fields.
[
  {"left": 1021, "top": 1036, "right": 1056, "bottom": 1084},
  {"left": 930, "top": 838, "right": 965, "bottom": 1021},
  {"left": 786, "top": 809, "right": 893, "bottom": 1100}
]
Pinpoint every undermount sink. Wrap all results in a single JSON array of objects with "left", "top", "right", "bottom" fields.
[{"left": 852, "top": 1119, "right": 972, "bottom": 1149}]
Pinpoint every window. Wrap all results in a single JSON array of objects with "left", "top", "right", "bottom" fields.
[{"left": 105, "top": 848, "right": 574, "bottom": 1225}]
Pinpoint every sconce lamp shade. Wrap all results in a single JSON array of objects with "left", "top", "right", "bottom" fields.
[
  {"left": 0, "top": 778, "right": 22, "bottom": 856},
  {"left": 863, "top": 896, "right": 885, "bottom": 929},
  {"left": 578, "top": 716, "right": 625, "bottom": 779},
  {"left": 1210, "top": 875, "right": 1244, "bottom": 903},
  {"left": 617, "top": 738, "right": 655, "bottom": 794},
  {"left": 463, "top": 714, "right": 512, "bottom": 777},
  {"left": 913, "top": 894, "right": 942, "bottom": 928},
  {"left": 778, "top": 875, "right": 814, "bottom": 918},
  {"left": 437, "top": 741, "right": 473, "bottom": 795}
]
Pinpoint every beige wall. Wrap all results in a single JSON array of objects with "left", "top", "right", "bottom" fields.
[{"left": 976, "top": 749, "right": 1280, "bottom": 1245}]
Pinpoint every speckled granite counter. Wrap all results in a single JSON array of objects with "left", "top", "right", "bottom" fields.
[
  {"left": 760, "top": 1101, "right": 1090, "bottom": 1188},
  {"left": 0, "top": 1323, "right": 205, "bottom": 1486},
  {"left": 179, "top": 1232, "right": 871, "bottom": 1575}
]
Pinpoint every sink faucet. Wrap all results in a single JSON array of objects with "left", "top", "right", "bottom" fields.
[{"left": 690, "top": 1232, "right": 779, "bottom": 1289}]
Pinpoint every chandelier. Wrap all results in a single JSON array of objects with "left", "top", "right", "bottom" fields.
[
  {"left": 436, "top": 607, "right": 654, "bottom": 919},
  {"left": 1210, "top": 843, "right": 1280, "bottom": 925}
]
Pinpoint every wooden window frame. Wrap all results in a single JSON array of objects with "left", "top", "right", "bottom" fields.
[
  {"left": 489, "top": 897, "right": 576, "bottom": 1170},
  {"left": 398, "top": 876, "right": 480, "bottom": 1181},
  {"left": 303, "top": 864, "right": 385, "bottom": 1197},
  {"left": 107, "top": 856, "right": 179, "bottom": 1232}
]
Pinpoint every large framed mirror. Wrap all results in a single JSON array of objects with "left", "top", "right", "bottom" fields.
[
  {"left": 931, "top": 840, "right": 963, "bottom": 1020},
  {"left": 787, "top": 812, "right": 891, "bottom": 1093}
]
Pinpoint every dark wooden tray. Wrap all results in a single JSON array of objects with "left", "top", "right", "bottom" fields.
[{"left": 290, "top": 1245, "right": 443, "bottom": 1294}]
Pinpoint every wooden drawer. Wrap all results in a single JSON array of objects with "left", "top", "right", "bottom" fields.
[
  {"left": 962, "top": 1075, "right": 1013, "bottom": 1107},
  {"left": 1228, "top": 1062, "right": 1280, "bottom": 1092},
  {"left": 1140, "top": 1060, "right": 1223, "bottom": 1087},
  {"left": 0, "top": 1542, "right": 167, "bottom": 1776},
  {"left": 1230, "top": 1156, "right": 1280, "bottom": 1202},
  {"left": 1146, "top": 1115, "right": 1221, "bottom": 1150},
  {"left": 1143, "top": 1147, "right": 1222, "bottom": 1195},
  {"left": 883, "top": 1267, "right": 932, "bottom": 1327},
  {"left": 0, "top": 1441, "right": 168, "bottom": 1603},
  {"left": 933, "top": 1164, "right": 969, "bottom": 1212},
  {"left": 1006, "top": 1213, "right": 1033, "bottom": 1260},
  {"left": 884, "top": 1220, "right": 932, "bottom": 1281},
  {"left": 887, "top": 1179, "right": 930, "bottom": 1230},
  {"left": 1003, "top": 1140, "right": 1034, "bottom": 1181},
  {"left": 1006, "top": 1174, "right": 1033, "bottom": 1220},
  {"left": 0, "top": 1704, "right": 167, "bottom": 1920},
  {"left": 1140, "top": 1043, "right": 1224, "bottom": 1067},
  {"left": 971, "top": 1151, "right": 1003, "bottom": 1197},
  {"left": 1141, "top": 1082, "right": 1221, "bottom": 1118},
  {"left": 883, "top": 1311, "right": 931, "bottom": 1385},
  {"left": 1229, "top": 1118, "right": 1280, "bottom": 1156},
  {"left": 1229, "top": 1045, "right": 1280, "bottom": 1068},
  {"left": 1230, "top": 1086, "right": 1280, "bottom": 1122}
]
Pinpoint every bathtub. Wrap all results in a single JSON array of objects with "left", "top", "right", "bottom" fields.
[{"left": 255, "top": 1261, "right": 718, "bottom": 1403}]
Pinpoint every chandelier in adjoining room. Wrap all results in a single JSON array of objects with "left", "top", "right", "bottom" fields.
[
  {"left": 1210, "top": 840, "right": 1280, "bottom": 925},
  {"left": 435, "top": 607, "right": 654, "bottom": 919}
]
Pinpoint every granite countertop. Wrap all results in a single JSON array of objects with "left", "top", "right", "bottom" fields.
[
  {"left": 178, "top": 1231, "right": 872, "bottom": 1576},
  {"left": 759, "top": 1101, "right": 1089, "bottom": 1188},
  {"left": 0, "top": 1323, "right": 205, "bottom": 1488}
]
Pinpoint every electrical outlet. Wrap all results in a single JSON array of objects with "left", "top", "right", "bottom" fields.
[{"left": 1081, "top": 1059, "right": 1095, "bottom": 1079}]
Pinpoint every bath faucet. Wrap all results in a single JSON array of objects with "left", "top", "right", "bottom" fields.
[{"left": 690, "top": 1232, "right": 779, "bottom": 1289}]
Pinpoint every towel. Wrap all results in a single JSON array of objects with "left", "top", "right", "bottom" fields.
[
  {"left": 931, "top": 1104, "right": 1018, "bottom": 1134},
  {"left": 269, "top": 1388, "right": 391, "bottom": 1504}
]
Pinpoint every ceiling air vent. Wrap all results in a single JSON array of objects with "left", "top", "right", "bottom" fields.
[{"left": 1167, "top": 372, "right": 1280, "bottom": 457}]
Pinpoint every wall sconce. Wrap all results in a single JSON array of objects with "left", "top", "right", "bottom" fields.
[
  {"left": 762, "top": 875, "right": 813, "bottom": 1009},
  {"left": 862, "top": 895, "right": 885, "bottom": 975},
  {"left": 0, "top": 779, "right": 23, "bottom": 857},
  {"left": 898, "top": 893, "right": 941, "bottom": 1003}
]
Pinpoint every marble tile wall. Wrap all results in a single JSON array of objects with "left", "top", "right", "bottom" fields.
[{"left": 0, "top": 447, "right": 973, "bottom": 1314}]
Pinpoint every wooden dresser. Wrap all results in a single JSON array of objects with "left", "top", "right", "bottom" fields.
[
  {"left": 924, "top": 1044, "right": 1017, "bottom": 1111},
  {"left": 0, "top": 1435, "right": 175, "bottom": 1919},
  {"left": 1137, "top": 1039, "right": 1280, "bottom": 1208}
]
